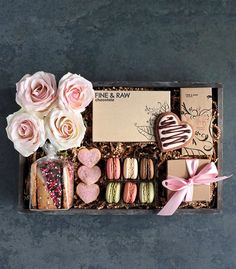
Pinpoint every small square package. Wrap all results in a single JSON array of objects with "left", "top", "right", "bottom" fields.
[{"left": 167, "top": 159, "right": 211, "bottom": 201}]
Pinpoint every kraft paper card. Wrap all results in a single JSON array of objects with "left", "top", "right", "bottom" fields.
[
  {"left": 93, "top": 90, "right": 170, "bottom": 142},
  {"left": 180, "top": 87, "right": 213, "bottom": 156}
]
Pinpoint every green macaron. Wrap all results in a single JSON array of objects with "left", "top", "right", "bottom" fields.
[
  {"left": 139, "top": 182, "right": 155, "bottom": 203},
  {"left": 106, "top": 182, "right": 121, "bottom": 203}
]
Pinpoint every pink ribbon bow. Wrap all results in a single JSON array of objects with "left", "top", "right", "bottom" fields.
[{"left": 158, "top": 159, "right": 232, "bottom": 216}]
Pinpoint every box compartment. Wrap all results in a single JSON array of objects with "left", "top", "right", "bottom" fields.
[{"left": 18, "top": 82, "right": 223, "bottom": 215}]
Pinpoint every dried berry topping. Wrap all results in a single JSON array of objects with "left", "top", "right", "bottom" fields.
[{"left": 39, "top": 160, "right": 63, "bottom": 208}]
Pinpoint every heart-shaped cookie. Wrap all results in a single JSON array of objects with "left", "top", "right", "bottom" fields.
[
  {"left": 155, "top": 112, "right": 193, "bottom": 152},
  {"left": 77, "top": 148, "right": 101, "bottom": 168},
  {"left": 77, "top": 165, "right": 101, "bottom": 185},
  {"left": 76, "top": 183, "right": 100, "bottom": 204}
]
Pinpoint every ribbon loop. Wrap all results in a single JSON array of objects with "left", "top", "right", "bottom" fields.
[{"left": 186, "top": 159, "right": 199, "bottom": 178}]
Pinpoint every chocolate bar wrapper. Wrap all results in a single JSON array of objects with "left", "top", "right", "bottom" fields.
[
  {"left": 167, "top": 159, "right": 211, "bottom": 201},
  {"left": 93, "top": 90, "right": 170, "bottom": 142},
  {"left": 180, "top": 87, "right": 213, "bottom": 156}
]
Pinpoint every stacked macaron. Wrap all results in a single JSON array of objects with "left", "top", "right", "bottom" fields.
[
  {"left": 106, "top": 157, "right": 155, "bottom": 181},
  {"left": 106, "top": 157, "right": 122, "bottom": 203},
  {"left": 123, "top": 158, "right": 138, "bottom": 179},
  {"left": 76, "top": 148, "right": 101, "bottom": 204},
  {"left": 139, "top": 182, "right": 155, "bottom": 204},
  {"left": 106, "top": 182, "right": 121, "bottom": 203},
  {"left": 105, "top": 157, "right": 156, "bottom": 204},
  {"left": 139, "top": 158, "right": 155, "bottom": 180},
  {"left": 105, "top": 181, "right": 155, "bottom": 204},
  {"left": 138, "top": 157, "right": 155, "bottom": 204},
  {"left": 123, "top": 182, "right": 138, "bottom": 203},
  {"left": 106, "top": 157, "right": 121, "bottom": 180}
]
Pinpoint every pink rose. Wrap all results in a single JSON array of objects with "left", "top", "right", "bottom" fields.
[
  {"left": 45, "top": 108, "right": 86, "bottom": 151},
  {"left": 16, "top": 71, "right": 57, "bottom": 116},
  {"left": 58, "top": 72, "right": 94, "bottom": 112},
  {"left": 6, "top": 110, "right": 46, "bottom": 157}
]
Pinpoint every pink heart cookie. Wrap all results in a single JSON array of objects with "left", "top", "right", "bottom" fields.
[
  {"left": 77, "top": 165, "right": 101, "bottom": 185},
  {"left": 77, "top": 148, "right": 101, "bottom": 168},
  {"left": 76, "top": 182, "right": 100, "bottom": 204}
]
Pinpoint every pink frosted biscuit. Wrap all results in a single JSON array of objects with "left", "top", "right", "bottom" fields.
[
  {"left": 76, "top": 182, "right": 100, "bottom": 204},
  {"left": 106, "top": 157, "right": 121, "bottom": 180},
  {"left": 77, "top": 165, "right": 101, "bottom": 185},
  {"left": 77, "top": 148, "right": 101, "bottom": 168}
]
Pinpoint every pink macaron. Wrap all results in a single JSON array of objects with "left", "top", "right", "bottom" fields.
[
  {"left": 123, "top": 182, "right": 137, "bottom": 204},
  {"left": 106, "top": 157, "right": 121, "bottom": 180}
]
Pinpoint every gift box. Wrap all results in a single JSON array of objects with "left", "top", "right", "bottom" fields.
[
  {"left": 17, "top": 81, "right": 224, "bottom": 215},
  {"left": 167, "top": 159, "right": 211, "bottom": 202},
  {"left": 93, "top": 90, "right": 170, "bottom": 142}
]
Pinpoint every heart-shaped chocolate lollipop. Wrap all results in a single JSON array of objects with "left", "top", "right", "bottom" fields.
[{"left": 155, "top": 112, "right": 194, "bottom": 152}]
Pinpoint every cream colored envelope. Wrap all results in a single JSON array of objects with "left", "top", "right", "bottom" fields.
[{"left": 93, "top": 90, "right": 170, "bottom": 142}]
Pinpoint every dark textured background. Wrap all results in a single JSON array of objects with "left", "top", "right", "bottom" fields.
[{"left": 1, "top": 1, "right": 236, "bottom": 268}]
